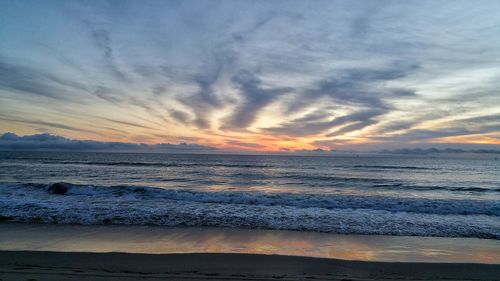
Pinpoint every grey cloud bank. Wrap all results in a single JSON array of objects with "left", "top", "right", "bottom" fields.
[
  {"left": 1, "top": 133, "right": 499, "bottom": 156},
  {"left": 0, "top": 133, "right": 217, "bottom": 153}
]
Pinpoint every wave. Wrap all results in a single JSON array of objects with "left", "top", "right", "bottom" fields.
[
  {"left": 17, "top": 161, "right": 440, "bottom": 171},
  {"left": 8, "top": 159, "right": 437, "bottom": 171},
  {"left": 2, "top": 182, "right": 499, "bottom": 216},
  {"left": 31, "top": 160, "right": 275, "bottom": 169},
  {"left": 1, "top": 161, "right": 498, "bottom": 193},
  {"left": 0, "top": 155, "right": 274, "bottom": 168},
  {"left": 351, "top": 165, "right": 434, "bottom": 170},
  {"left": 280, "top": 174, "right": 499, "bottom": 192},
  {"left": 370, "top": 183, "right": 500, "bottom": 192},
  {"left": 0, "top": 182, "right": 498, "bottom": 239}
]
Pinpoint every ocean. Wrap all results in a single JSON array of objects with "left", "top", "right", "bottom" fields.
[{"left": 0, "top": 151, "right": 498, "bottom": 239}]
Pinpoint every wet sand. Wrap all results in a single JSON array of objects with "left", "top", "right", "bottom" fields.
[
  {"left": 1, "top": 223, "right": 499, "bottom": 280},
  {"left": 1, "top": 251, "right": 499, "bottom": 281},
  {"left": 1, "top": 223, "right": 499, "bottom": 263}
]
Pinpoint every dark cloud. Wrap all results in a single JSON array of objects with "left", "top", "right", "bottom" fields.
[
  {"left": 373, "top": 110, "right": 499, "bottom": 137},
  {"left": 102, "top": 118, "right": 155, "bottom": 130},
  {"left": 222, "top": 73, "right": 291, "bottom": 130},
  {"left": 153, "top": 142, "right": 217, "bottom": 152},
  {"left": 174, "top": 13, "right": 280, "bottom": 130},
  {"left": 376, "top": 120, "right": 420, "bottom": 134},
  {"left": 87, "top": 23, "right": 128, "bottom": 81},
  {"left": 92, "top": 29, "right": 113, "bottom": 58},
  {"left": 347, "top": 0, "right": 386, "bottom": 39},
  {"left": 265, "top": 63, "right": 418, "bottom": 137},
  {"left": 449, "top": 115, "right": 500, "bottom": 132},
  {"left": 265, "top": 109, "right": 384, "bottom": 137},
  {"left": 93, "top": 86, "right": 124, "bottom": 104},
  {"left": 285, "top": 63, "right": 418, "bottom": 114},
  {"left": 0, "top": 61, "right": 59, "bottom": 99},
  {"left": 373, "top": 114, "right": 500, "bottom": 143},
  {"left": 190, "top": 76, "right": 222, "bottom": 128},
  {"left": 326, "top": 118, "right": 378, "bottom": 137},
  {"left": 381, "top": 147, "right": 500, "bottom": 155},
  {"left": 169, "top": 110, "right": 191, "bottom": 124},
  {"left": 315, "top": 64, "right": 417, "bottom": 100},
  {"left": 0, "top": 116, "right": 97, "bottom": 135},
  {"left": 225, "top": 140, "right": 267, "bottom": 149},
  {"left": 290, "top": 148, "right": 334, "bottom": 155},
  {"left": 152, "top": 85, "right": 167, "bottom": 96},
  {"left": 177, "top": 52, "right": 231, "bottom": 129},
  {"left": 0, "top": 60, "right": 88, "bottom": 100},
  {"left": 373, "top": 128, "right": 475, "bottom": 142},
  {"left": 231, "top": 13, "right": 275, "bottom": 42},
  {"left": 92, "top": 87, "right": 168, "bottom": 123},
  {"left": 0, "top": 132, "right": 217, "bottom": 153}
]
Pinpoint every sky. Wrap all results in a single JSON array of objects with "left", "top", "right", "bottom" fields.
[{"left": 0, "top": 0, "right": 499, "bottom": 152}]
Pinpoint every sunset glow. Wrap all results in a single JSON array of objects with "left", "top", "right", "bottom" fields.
[{"left": 1, "top": 0, "right": 499, "bottom": 152}]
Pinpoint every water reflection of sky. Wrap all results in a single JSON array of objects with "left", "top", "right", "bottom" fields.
[
  {"left": 2, "top": 152, "right": 498, "bottom": 202},
  {"left": 1, "top": 224, "right": 498, "bottom": 264}
]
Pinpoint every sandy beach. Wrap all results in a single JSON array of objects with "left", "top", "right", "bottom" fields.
[
  {"left": 1, "top": 250, "right": 499, "bottom": 281},
  {"left": 0, "top": 223, "right": 499, "bottom": 280},
  {"left": 1, "top": 223, "right": 499, "bottom": 263}
]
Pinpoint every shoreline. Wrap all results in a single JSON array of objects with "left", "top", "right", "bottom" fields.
[
  {"left": 1, "top": 250, "right": 499, "bottom": 281},
  {"left": 1, "top": 223, "right": 499, "bottom": 264}
]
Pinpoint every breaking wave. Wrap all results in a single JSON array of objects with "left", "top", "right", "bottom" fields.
[{"left": 0, "top": 182, "right": 498, "bottom": 239}]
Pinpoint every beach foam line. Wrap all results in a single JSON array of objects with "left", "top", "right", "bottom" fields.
[
  {"left": 0, "top": 182, "right": 499, "bottom": 238},
  {"left": 1, "top": 182, "right": 499, "bottom": 216}
]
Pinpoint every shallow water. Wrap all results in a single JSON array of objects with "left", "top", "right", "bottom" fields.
[{"left": 1, "top": 223, "right": 499, "bottom": 263}]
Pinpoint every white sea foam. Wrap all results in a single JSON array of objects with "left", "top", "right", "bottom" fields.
[{"left": 0, "top": 182, "right": 498, "bottom": 239}]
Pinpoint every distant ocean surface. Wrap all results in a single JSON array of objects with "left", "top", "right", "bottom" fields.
[{"left": 0, "top": 151, "right": 498, "bottom": 239}]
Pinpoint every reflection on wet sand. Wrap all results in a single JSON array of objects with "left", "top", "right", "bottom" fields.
[{"left": 0, "top": 223, "right": 498, "bottom": 263}]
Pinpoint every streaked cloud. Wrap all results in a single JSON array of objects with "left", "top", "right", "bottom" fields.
[{"left": 0, "top": 0, "right": 499, "bottom": 151}]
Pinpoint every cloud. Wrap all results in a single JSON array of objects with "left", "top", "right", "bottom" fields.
[
  {"left": 222, "top": 72, "right": 291, "bottom": 130},
  {"left": 0, "top": 60, "right": 87, "bottom": 100},
  {"left": 172, "top": 12, "right": 282, "bottom": 130},
  {"left": 264, "top": 64, "right": 418, "bottom": 137},
  {"left": 373, "top": 128, "right": 476, "bottom": 142},
  {"left": 1, "top": 1, "right": 499, "bottom": 151},
  {"left": 326, "top": 118, "right": 379, "bottom": 137},
  {"left": 284, "top": 63, "right": 417, "bottom": 114},
  {"left": 92, "top": 86, "right": 124, "bottom": 104},
  {"left": 0, "top": 132, "right": 217, "bottom": 153},
  {"left": 381, "top": 147, "right": 500, "bottom": 155},
  {"left": 102, "top": 118, "right": 155, "bottom": 130},
  {"left": 169, "top": 110, "right": 191, "bottom": 125},
  {"left": 230, "top": 12, "right": 275, "bottom": 42},
  {"left": 87, "top": 25, "right": 128, "bottom": 81},
  {"left": 265, "top": 109, "right": 384, "bottom": 137},
  {"left": 376, "top": 120, "right": 421, "bottom": 134},
  {"left": 316, "top": 65, "right": 417, "bottom": 104},
  {"left": 374, "top": 118, "right": 500, "bottom": 143},
  {"left": 177, "top": 52, "right": 231, "bottom": 129},
  {"left": 449, "top": 115, "right": 500, "bottom": 132},
  {"left": 291, "top": 148, "right": 334, "bottom": 155},
  {"left": 224, "top": 139, "right": 268, "bottom": 150},
  {"left": 0, "top": 116, "right": 97, "bottom": 135}
]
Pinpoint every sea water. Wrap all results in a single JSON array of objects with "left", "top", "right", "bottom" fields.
[{"left": 0, "top": 151, "right": 498, "bottom": 238}]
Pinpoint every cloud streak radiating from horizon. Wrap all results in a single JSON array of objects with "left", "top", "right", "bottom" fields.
[{"left": 0, "top": 0, "right": 499, "bottom": 151}]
